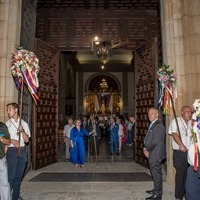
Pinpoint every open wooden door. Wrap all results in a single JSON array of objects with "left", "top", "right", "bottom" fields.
[
  {"left": 33, "top": 39, "right": 59, "bottom": 170},
  {"left": 134, "top": 38, "right": 158, "bottom": 166}
]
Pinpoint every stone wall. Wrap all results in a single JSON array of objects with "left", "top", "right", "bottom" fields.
[
  {"left": 0, "top": 0, "right": 22, "bottom": 121},
  {"left": 19, "top": 0, "right": 37, "bottom": 124},
  {"left": 161, "top": 0, "right": 200, "bottom": 183}
]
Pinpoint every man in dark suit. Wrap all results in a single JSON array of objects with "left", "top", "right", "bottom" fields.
[
  {"left": 88, "top": 117, "right": 101, "bottom": 156},
  {"left": 81, "top": 115, "right": 90, "bottom": 152},
  {"left": 143, "top": 107, "right": 166, "bottom": 200}
]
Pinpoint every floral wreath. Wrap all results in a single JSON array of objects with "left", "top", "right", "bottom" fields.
[
  {"left": 10, "top": 46, "right": 40, "bottom": 103},
  {"left": 191, "top": 99, "right": 200, "bottom": 173},
  {"left": 157, "top": 64, "right": 177, "bottom": 115}
]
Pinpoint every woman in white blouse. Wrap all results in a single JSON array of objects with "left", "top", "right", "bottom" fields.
[{"left": 116, "top": 117, "right": 124, "bottom": 153}]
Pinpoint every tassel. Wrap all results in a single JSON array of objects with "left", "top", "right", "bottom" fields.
[
  {"left": 198, "top": 149, "right": 200, "bottom": 177},
  {"left": 194, "top": 142, "right": 198, "bottom": 171}
]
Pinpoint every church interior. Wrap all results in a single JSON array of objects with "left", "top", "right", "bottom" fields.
[
  {"left": 33, "top": 0, "right": 161, "bottom": 170},
  {"left": 0, "top": 1, "right": 200, "bottom": 197}
]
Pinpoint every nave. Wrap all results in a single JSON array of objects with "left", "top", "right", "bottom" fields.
[{"left": 58, "top": 137, "right": 135, "bottom": 163}]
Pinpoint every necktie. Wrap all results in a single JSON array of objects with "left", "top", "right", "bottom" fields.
[
  {"left": 144, "top": 123, "right": 153, "bottom": 144},
  {"left": 147, "top": 123, "right": 153, "bottom": 132}
]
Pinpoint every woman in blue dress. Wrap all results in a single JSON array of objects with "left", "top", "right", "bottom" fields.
[{"left": 70, "top": 119, "right": 94, "bottom": 168}]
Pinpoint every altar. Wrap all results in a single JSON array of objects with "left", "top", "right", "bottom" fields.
[
  {"left": 85, "top": 75, "right": 121, "bottom": 116},
  {"left": 85, "top": 91, "right": 121, "bottom": 115}
]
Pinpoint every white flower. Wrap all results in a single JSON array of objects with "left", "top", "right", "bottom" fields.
[
  {"left": 192, "top": 112, "right": 198, "bottom": 120},
  {"left": 192, "top": 99, "right": 200, "bottom": 120},
  {"left": 193, "top": 121, "right": 198, "bottom": 133},
  {"left": 193, "top": 99, "right": 200, "bottom": 111}
]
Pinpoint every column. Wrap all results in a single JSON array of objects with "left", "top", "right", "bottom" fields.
[
  {"left": 0, "top": 0, "right": 22, "bottom": 121},
  {"left": 161, "top": 0, "right": 200, "bottom": 183}
]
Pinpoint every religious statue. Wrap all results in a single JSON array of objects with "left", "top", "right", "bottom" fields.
[{"left": 100, "top": 99, "right": 106, "bottom": 114}]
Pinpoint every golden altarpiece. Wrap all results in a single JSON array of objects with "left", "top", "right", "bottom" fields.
[{"left": 85, "top": 75, "right": 121, "bottom": 116}]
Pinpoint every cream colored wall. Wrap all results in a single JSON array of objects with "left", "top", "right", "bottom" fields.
[
  {"left": 0, "top": 0, "right": 22, "bottom": 121},
  {"left": 161, "top": 0, "right": 200, "bottom": 183}
]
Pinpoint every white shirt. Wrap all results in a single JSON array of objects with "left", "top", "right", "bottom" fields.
[
  {"left": 187, "top": 138, "right": 195, "bottom": 166},
  {"left": 91, "top": 123, "right": 97, "bottom": 136},
  {"left": 118, "top": 124, "right": 124, "bottom": 137},
  {"left": 148, "top": 118, "right": 158, "bottom": 130},
  {"left": 144, "top": 118, "right": 158, "bottom": 145},
  {"left": 168, "top": 117, "right": 192, "bottom": 150},
  {"left": 6, "top": 118, "right": 31, "bottom": 147},
  {"left": 63, "top": 124, "right": 75, "bottom": 138},
  {"left": 127, "top": 121, "right": 133, "bottom": 131}
]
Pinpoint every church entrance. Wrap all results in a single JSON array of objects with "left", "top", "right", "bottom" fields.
[
  {"left": 58, "top": 71, "right": 135, "bottom": 162},
  {"left": 22, "top": 0, "right": 162, "bottom": 169}
]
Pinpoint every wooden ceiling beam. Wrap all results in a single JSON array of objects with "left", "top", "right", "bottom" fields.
[
  {"left": 37, "top": 0, "right": 160, "bottom": 10},
  {"left": 84, "top": 0, "right": 90, "bottom": 9}
]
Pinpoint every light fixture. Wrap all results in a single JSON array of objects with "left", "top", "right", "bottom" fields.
[
  {"left": 101, "top": 65, "right": 105, "bottom": 69},
  {"left": 92, "top": 36, "right": 113, "bottom": 64},
  {"left": 100, "top": 78, "right": 108, "bottom": 92},
  {"left": 96, "top": 43, "right": 110, "bottom": 64},
  {"left": 94, "top": 36, "right": 100, "bottom": 45}
]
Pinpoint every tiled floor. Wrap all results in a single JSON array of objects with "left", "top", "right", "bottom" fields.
[
  {"left": 20, "top": 138, "right": 175, "bottom": 200},
  {"left": 58, "top": 137, "right": 135, "bottom": 162},
  {"left": 21, "top": 161, "right": 174, "bottom": 200},
  {"left": 29, "top": 172, "right": 152, "bottom": 182}
]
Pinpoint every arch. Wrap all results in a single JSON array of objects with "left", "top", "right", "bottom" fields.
[{"left": 85, "top": 73, "right": 121, "bottom": 92}]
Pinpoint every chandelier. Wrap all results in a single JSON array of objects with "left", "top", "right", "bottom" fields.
[
  {"left": 97, "top": 46, "right": 109, "bottom": 64},
  {"left": 93, "top": 36, "right": 113, "bottom": 64},
  {"left": 100, "top": 78, "right": 108, "bottom": 92}
]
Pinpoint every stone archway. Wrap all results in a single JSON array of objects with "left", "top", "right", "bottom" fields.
[
  {"left": 84, "top": 73, "right": 121, "bottom": 116},
  {"left": 85, "top": 73, "right": 121, "bottom": 92}
]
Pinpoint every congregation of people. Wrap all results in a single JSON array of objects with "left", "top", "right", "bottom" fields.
[
  {"left": 0, "top": 103, "right": 200, "bottom": 200},
  {"left": 63, "top": 114, "right": 136, "bottom": 168}
]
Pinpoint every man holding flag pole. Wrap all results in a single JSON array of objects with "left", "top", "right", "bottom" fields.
[
  {"left": 6, "top": 103, "right": 31, "bottom": 200},
  {"left": 5, "top": 46, "right": 40, "bottom": 200}
]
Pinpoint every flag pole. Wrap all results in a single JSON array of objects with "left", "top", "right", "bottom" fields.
[
  {"left": 18, "top": 80, "right": 24, "bottom": 156},
  {"left": 92, "top": 123, "right": 98, "bottom": 164},
  {"left": 167, "top": 87, "right": 181, "bottom": 136},
  {"left": 93, "top": 133, "right": 98, "bottom": 164}
]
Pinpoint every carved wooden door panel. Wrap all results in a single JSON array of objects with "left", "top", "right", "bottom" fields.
[
  {"left": 33, "top": 39, "right": 59, "bottom": 170},
  {"left": 134, "top": 38, "right": 158, "bottom": 166}
]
